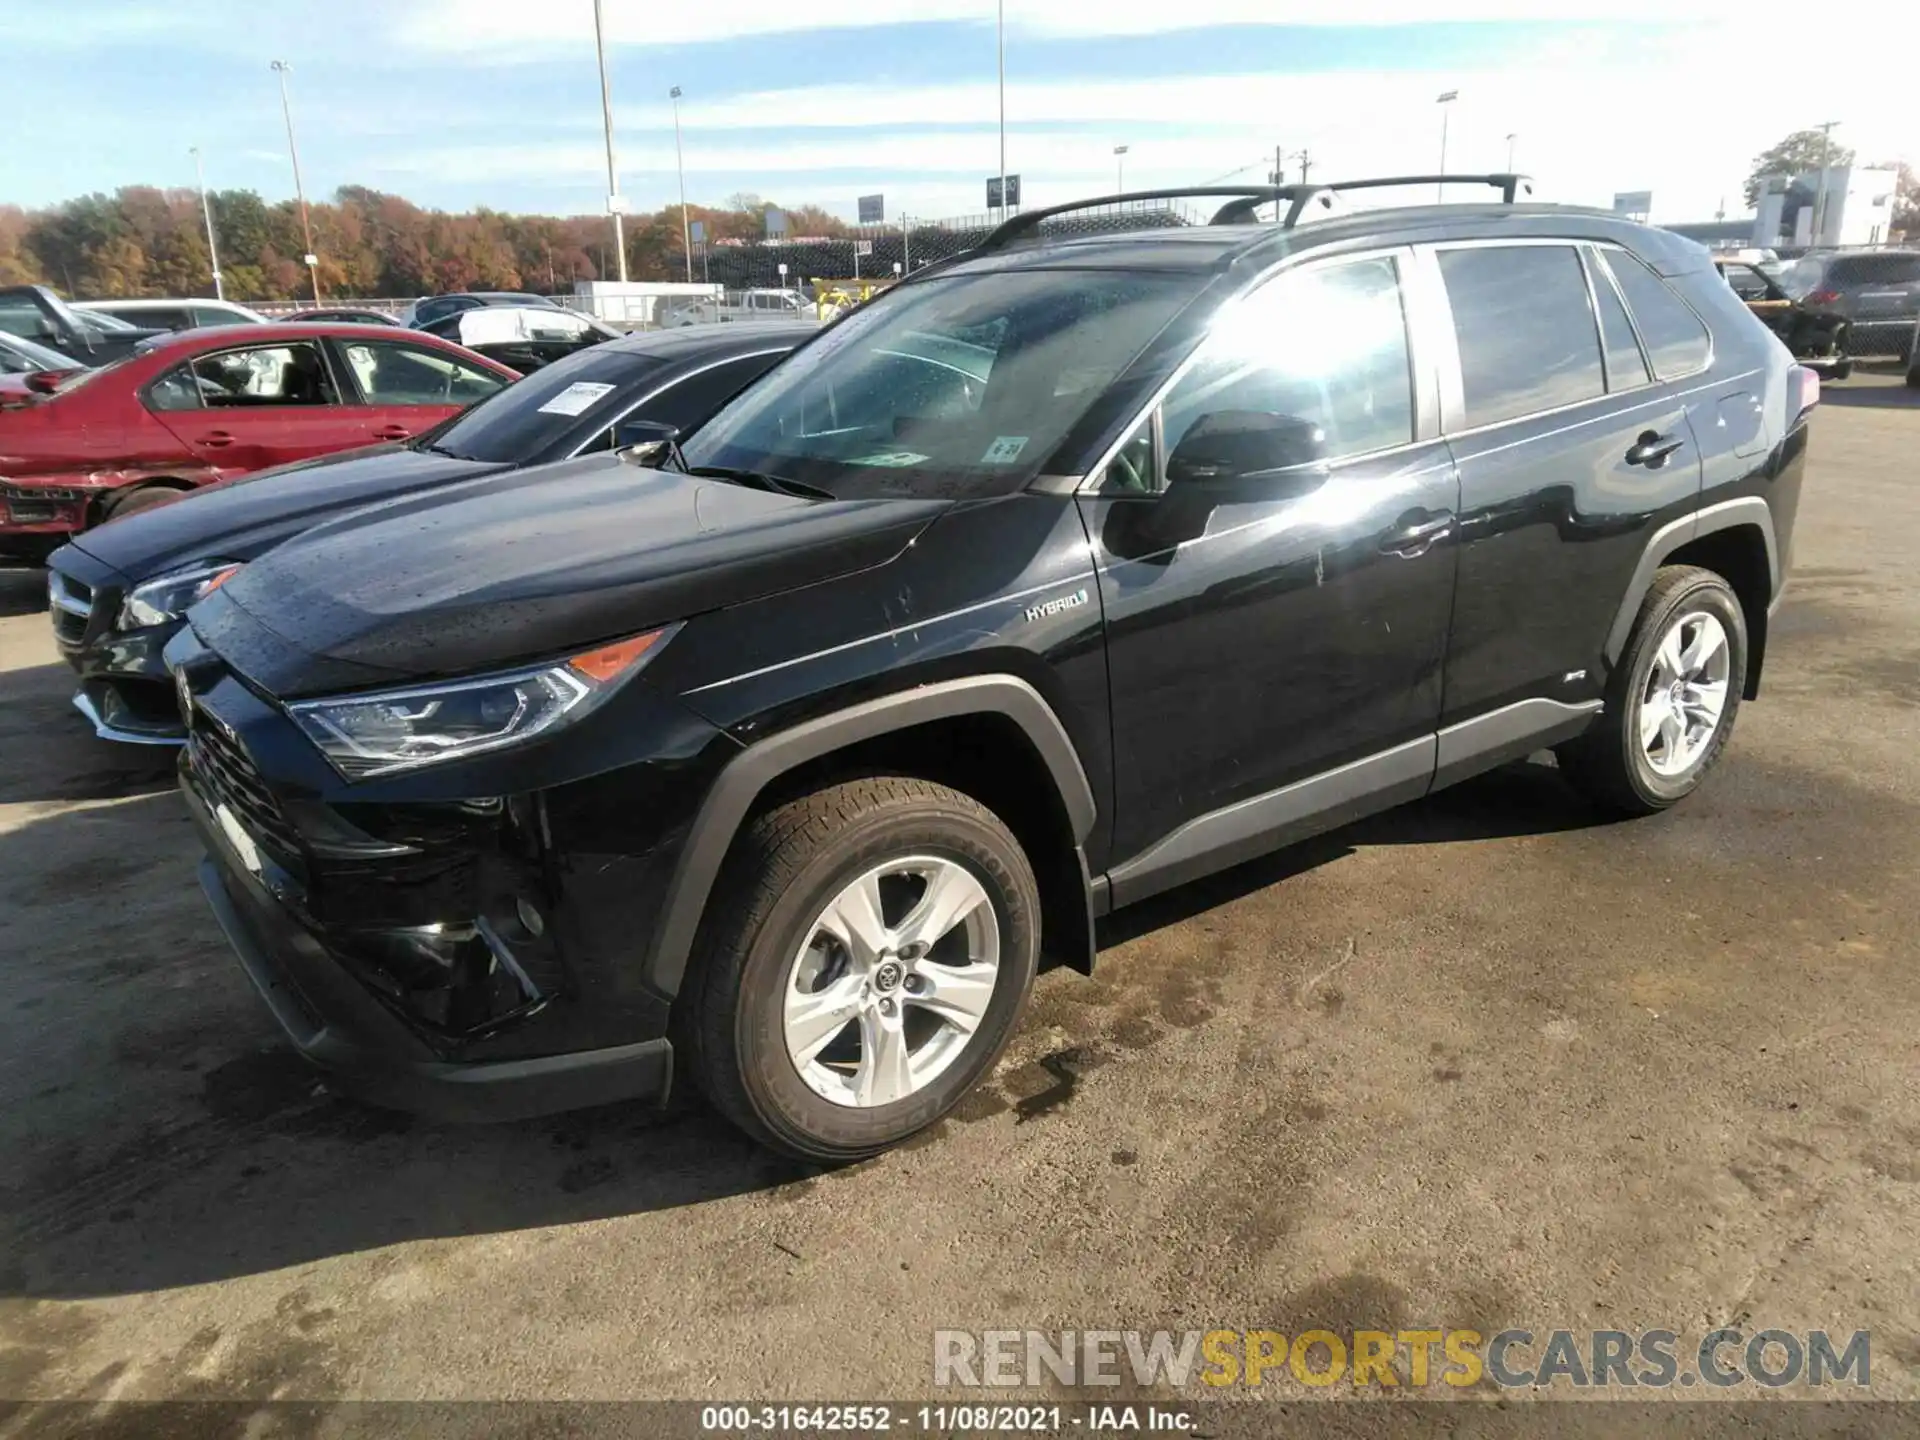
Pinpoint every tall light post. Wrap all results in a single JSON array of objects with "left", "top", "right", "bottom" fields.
[
  {"left": 1505, "top": 132, "right": 1517, "bottom": 173},
  {"left": 590, "top": 0, "right": 628, "bottom": 283},
  {"left": 1812, "top": 119, "right": 1840, "bottom": 247},
  {"left": 1113, "top": 144, "right": 1129, "bottom": 192},
  {"left": 1436, "top": 90, "right": 1459, "bottom": 201},
  {"left": 269, "top": 60, "right": 321, "bottom": 304},
  {"left": 189, "top": 146, "right": 224, "bottom": 301},
  {"left": 671, "top": 86, "right": 692, "bottom": 283},
  {"left": 996, "top": 0, "right": 1007, "bottom": 221}
]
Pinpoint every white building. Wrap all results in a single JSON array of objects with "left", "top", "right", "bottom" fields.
[{"left": 1753, "top": 167, "right": 1901, "bottom": 249}]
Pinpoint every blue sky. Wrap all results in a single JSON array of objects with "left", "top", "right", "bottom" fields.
[{"left": 4, "top": 2, "right": 1914, "bottom": 225}]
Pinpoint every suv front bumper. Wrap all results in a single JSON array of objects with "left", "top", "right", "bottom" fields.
[{"left": 185, "top": 771, "right": 675, "bottom": 1122}]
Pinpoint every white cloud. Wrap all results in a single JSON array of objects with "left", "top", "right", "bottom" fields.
[{"left": 394, "top": 0, "right": 1771, "bottom": 50}]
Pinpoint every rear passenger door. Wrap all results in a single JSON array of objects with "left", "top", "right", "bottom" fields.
[
  {"left": 1434, "top": 240, "right": 1703, "bottom": 766},
  {"left": 145, "top": 339, "right": 362, "bottom": 474}
]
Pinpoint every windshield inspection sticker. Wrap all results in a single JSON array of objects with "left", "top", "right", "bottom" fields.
[
  {"left": 981, "top": 435, "right": 1029, "bottom": 465},
  {"left": 536, "top": 381, "right": 617, "bottom": 417}
]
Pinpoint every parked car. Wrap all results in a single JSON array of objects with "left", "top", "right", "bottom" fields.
[
  {"left": 1778, "top": 249, "right": 1920, "bottom": 358},
  {"left": 75, "top": 298, "right": 269, "bottom": 331},
  {"left": 1716, "top": 258, "right": 1852, "bottom": 377},
  {"left": 0, "top": 284, "right": 168, "bottom": 367},
  {"left": 285, "top": 308, "right": 406, "bottom": 327},
  {"left": 672, "top": 288, "right": 818, "bottom": 326},
  {"left": 403, "top": 292, "right": 565, "bottom": 329},
  {"left": 0, "top": 330, "right": 88, "bottom": 378},
  {"left": 169, "top": 178, "right": 1814, "bottom": 1159},
  {"left": 0, "top": 321, "right": 516, "bottom": 563},
  {"left": 418, "top": 305, "right": 621, "bottom": 372},
  {"left": 47, "top": 324, "right": 799, "bottom": 742}
]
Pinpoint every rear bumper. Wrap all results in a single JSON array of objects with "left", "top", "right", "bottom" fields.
[
  {"left": 190, "top": 830, "right": 675, "bottom": 1123},
  {"left": 1843, "top": 318, "right": 1916, "bottom": 356}
]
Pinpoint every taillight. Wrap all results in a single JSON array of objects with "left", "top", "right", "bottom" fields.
[
  {"left": 1806, "top": 288, "right": 1840, "bottom": 306},
  {"left": 1791, "top": 365, "right": 1820, "bottom": 421}
]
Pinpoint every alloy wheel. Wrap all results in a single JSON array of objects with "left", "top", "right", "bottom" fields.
[
  {"left": 782, "top": 855, "right": 1000, "bottom": 1108},
  {"left": 1640, "top": 609, "right": 1731, "bottom": 777}
]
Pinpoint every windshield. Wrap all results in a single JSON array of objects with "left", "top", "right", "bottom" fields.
[
  {"left": 682, "top": 269, "right": 1201, "bottom": 496},
  {"left": 424, "top": 345, "right": 663, "bottom": 462}
]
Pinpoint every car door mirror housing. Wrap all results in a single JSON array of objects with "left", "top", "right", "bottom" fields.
[
  {"left": 615, "top": 418, "right": 682, "bottom": 468},
  {"left": 1165, "top": 410, "right": 1327, "bottom": 486}
]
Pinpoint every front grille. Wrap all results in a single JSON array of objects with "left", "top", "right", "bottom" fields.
[
  {"left": 188, "top": 709, "right": 305, "bottom": 864},
  {"left": 46, "top": 569, "right": 94, "bottom": 645}
]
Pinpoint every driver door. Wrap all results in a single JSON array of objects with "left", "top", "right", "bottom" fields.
[{"left": 1080, "top": 251, "right": 1461, "bottom": 902}]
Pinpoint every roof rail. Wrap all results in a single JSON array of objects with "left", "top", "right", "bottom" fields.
[
  {"left": 974, "top": 186, "right": 1312, "bottom": 255},
  {"left": 932, "top": 174, "right": 1540, "bottom": 273}
]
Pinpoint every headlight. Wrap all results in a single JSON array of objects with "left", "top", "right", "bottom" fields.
[
  {"left": 286, "top": 627, "right": 677, "bottom": 779},
  {"left": 120, "top": 561, "right": 242, "bottom": 628}
]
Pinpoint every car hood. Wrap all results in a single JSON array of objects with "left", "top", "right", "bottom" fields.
[
  {"left": 190, "top": 453, "right": 949, "bottom": 698},
  {"left": 71, "top": 445, "right": 506, "bottom": 583}
]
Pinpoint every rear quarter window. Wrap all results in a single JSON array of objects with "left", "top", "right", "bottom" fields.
[{"left": 1599, "top": 250, "right": 1711, "bottom": 379}]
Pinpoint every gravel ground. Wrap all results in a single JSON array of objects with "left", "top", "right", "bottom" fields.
[{"left": 1, "top": 372, "right": 1916, "bottom": 1425}]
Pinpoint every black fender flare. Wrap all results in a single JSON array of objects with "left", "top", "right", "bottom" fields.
[
  {"left": 1603, "top": 496, "right": 1779, "bottom": 665},
  {"left": 641, "top": 674, "right": 1096, "bottom": 999}
]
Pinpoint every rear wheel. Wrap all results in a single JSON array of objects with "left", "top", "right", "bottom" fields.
[
  {"left": 103, "top": 484, "right": 186, "bottom": 523},
  {"left": 1557, "top": 565, "right": 1746, "bottom": 816},
  {"left": 679, "top": 776, "right": 1040, "bottom": 1162}
]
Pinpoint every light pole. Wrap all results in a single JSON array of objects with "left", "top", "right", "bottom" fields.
[
  {"left": 189, "top": 146, "right": 224, "bottom": 301},
  {"left": 1436, "top": 90, "right": 1458, "bottom": 201},
  {"left": 591, "top": 0, "right": 628, "bottom": 283},
  {"left": 1812, "top": 119, "right": 1840, "bottom": 247},
  {"left": 996, "top": 0, "right": 1007, "bottom": 221},
  {"left": 1295, "top": 149, "right": 1311, "bottom": 184},
  {"left": 1505, "top": 132, "right": 1517, "bottom": 173},
  {"left": 671, "top": 86, "right": 692, "bottom": 284},
  {"left": 269, "top": 60, "right": 321, "bottom": 304},
  {"left": 1113, "top": 144, "right": 1128, "bottom": 192}
]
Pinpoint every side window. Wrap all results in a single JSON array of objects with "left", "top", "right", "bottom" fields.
[
  {"left": 1586, "top": 250, "right": 1651, "bottom": 391},
  {"left": 342, "top": 341, "right": 507, "bottom": 406},
  {"left": 0, "top": 299, "right": 55, "bottom": 342},
  {"left": 1438, "top": 245, "right": 1605, "bottom": 428},
  {"left": 1599, "top": 250, "right": 1711, "bottom": 379},
  {"left": 192, "top": 306, "right": 242, "bottom": 327},
  {"left": 1722, "top": 265, "right": 1775, "bottom": 302},
  {"left": 189, "top": 342, "right": 338, "bottom": 407},
  {"left": 145, "top": 366, "right": 203, "bottom": 411},
  {"left": 1158, "top": 255, "right": 1414, "bottom": 480}
]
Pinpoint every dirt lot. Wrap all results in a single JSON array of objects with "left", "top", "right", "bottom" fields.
[{"left": 2, "top": 374, "right": 1917, "bottom": 1417}]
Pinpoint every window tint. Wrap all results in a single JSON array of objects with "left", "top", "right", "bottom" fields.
[
  {"left": 188, "top": 342, "right": 338, "bottom": 407},
  {"left": 1599, "top": 250, "right": 1710, "bottom": 378},
  {"left": 145, "top": 366, "right": 203, "bottom": 411},
  {"left": 1439, "top": 245, "right": 1605, "bottom": 428},
  {"left": 341, "top": 341, "right": 505, "bottom": 406},
  {"left": 1826, "top": 253, "right": 1920, "bottom": 287},
  {"left": 1161, "top": 256, "right": 1414, "bottom": 474},
  {"left": 1588, "top": 252, "right": 1651, "bottom": 391},
  {"left": 192, "top": 305, "right": 247, "bottom": 327}
]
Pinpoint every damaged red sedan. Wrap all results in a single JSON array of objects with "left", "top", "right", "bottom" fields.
[{"left": 0, "top": 321, "right": 517, "bottom": 562}]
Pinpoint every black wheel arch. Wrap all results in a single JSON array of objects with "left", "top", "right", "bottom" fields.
[
  {"left": 1604, "top": 497, "right": 1779, "bottom": 701},
  {"left": 642, "top": 675, "right": 1098, "bottom": 1002}
]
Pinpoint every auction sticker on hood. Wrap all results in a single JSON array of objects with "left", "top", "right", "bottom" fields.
[
  {"left": 981, "top": 435, "right": 1029, "bottom": 464},
  {"left": 537, "top": 381, "right": 617, "bottom": 416}
]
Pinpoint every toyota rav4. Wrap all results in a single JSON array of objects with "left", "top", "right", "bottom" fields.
[{"left": 167, "top": 177, "right": 1815, "bottom": 1161}]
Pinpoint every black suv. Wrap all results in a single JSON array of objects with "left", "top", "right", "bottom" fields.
[{"left": 168, "top": 178, "right": 1815, "bottom": 1161}]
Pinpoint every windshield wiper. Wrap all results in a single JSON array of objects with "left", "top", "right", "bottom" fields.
[
  {"left": 686, "top": 465, "right": 834, "bottom": 500},
  {"left": 419, "top": 441, "right": 475, "bottom": 461}
]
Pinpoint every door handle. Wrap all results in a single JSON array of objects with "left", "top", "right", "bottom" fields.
[
  {"left": 373, "top": 424, "right": 411, "bottom": 440},
  {"left": 199, "top": 430, "right": 235, "bottom": 448},
  {"left": 1625, "top": 431, "right": 1686, "bottom": 468},
  {"left": 1380, "top": 511, "right": 1454, "bottom": 558}
]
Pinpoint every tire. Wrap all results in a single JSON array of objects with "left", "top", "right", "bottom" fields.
[
  {"left": 1906, "top": 361, "right": 1920, "bottom": 390},
  {"left": 1556, "top": 565, "right": 1747, "bottom": 817},
  {"left": 103, "top": 485, "right": 185, "bottom": 522},
  {"left": 1832, "top": 359, "right": 1854, "bottom": 381},
  {"left": 678, "top": 776, "right": 1040, "bottom": 1162}
]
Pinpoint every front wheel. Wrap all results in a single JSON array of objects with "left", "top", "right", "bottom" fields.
[
  {"left": 679, "top": 776, "right": 1040, "bottom": 1162},
  {"left": 1557, "top": 565, "right": 1747, "bottom": 816}
]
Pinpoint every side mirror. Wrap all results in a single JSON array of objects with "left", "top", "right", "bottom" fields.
[
  {"left": 1165, "top": 410, "right": 1326, "bottom": 486},
  {"left": 615, "top": 418, "right": 682, "bottom": 469}
]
